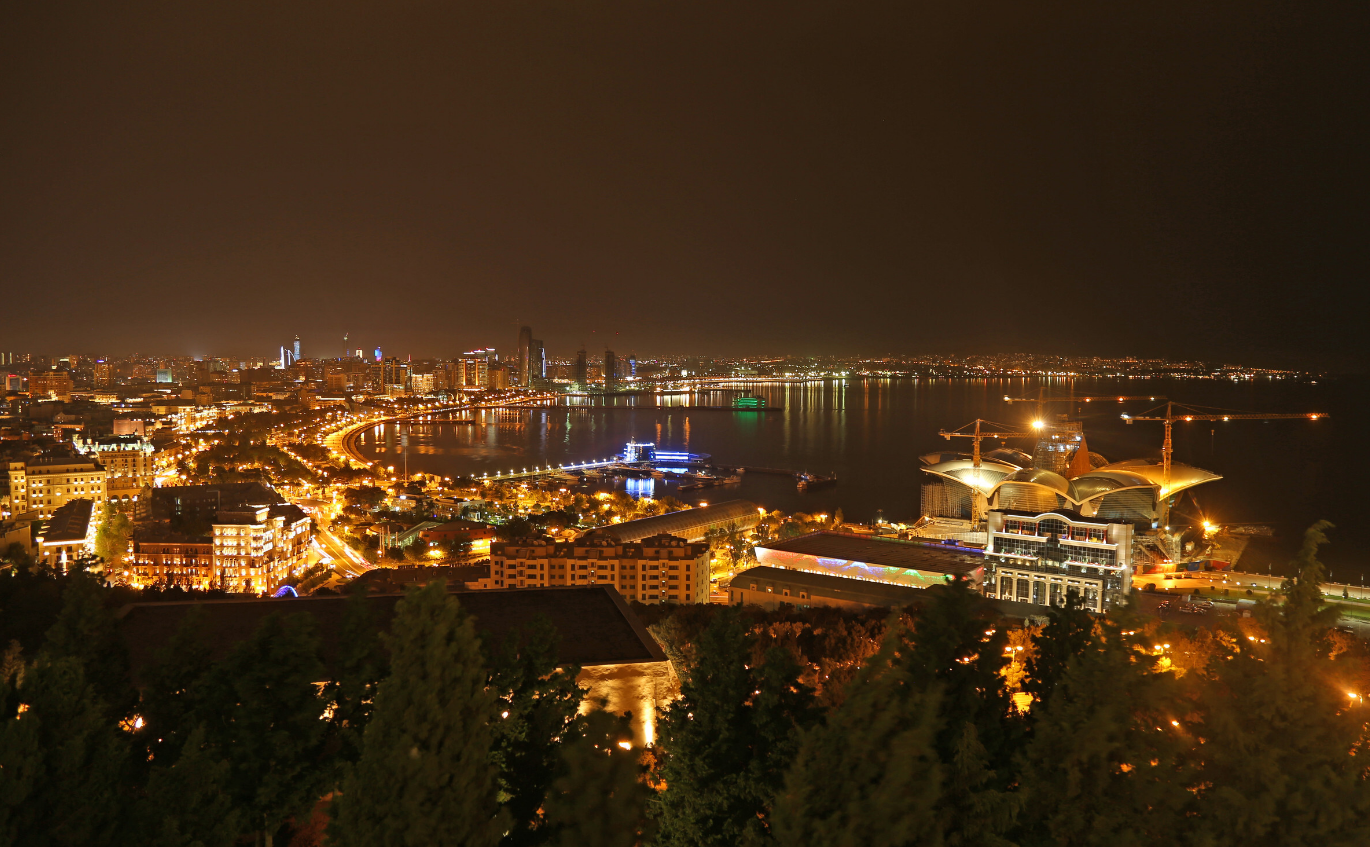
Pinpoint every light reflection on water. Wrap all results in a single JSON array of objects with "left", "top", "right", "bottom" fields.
[{"left": 353, "top": 377, "right": 1367, "bottom": 574}]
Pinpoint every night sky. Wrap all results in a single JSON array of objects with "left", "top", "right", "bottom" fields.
[{"left": 1, "top": 2, "right": 1365, "bottom": 369}]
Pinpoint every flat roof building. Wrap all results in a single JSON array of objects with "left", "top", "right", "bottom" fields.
[
  {"left": 730, "top": 565, "right": 929, "bottom": 610},
  {"left": 598, "top": 500, "right": 760, "bottom": 544},
  {"left": 754, "top": 531, "right": 986, "bottom": 590},
  {"left": 492, "top": 532, "right": 709, "bottom": 605},
  {"left": 8, "top": 454, "right": 108, "bottom": 520},
  {"left": 117, "top": 586, "right": 672, "bottom": 745}
]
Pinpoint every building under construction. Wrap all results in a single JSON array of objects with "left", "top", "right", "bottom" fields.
[{"left": 915, "top": 399, "right": 1326, "bottom": 586}]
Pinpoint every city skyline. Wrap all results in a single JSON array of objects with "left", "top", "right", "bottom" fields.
[{"left": 2, "top": 3, "right": 1365, "bottom": 371}]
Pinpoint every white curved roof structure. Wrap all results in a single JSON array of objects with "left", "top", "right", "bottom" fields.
[
  {"left": 920, "top": 458, "right": 1020, "bottom": 497},
  {"left": 1097, "top": 459, "right": 1222, "bottom": 499}
]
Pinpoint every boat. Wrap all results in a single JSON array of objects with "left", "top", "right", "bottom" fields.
[{"left": 796, "top": 472, "right": 837, "bottom": 491}]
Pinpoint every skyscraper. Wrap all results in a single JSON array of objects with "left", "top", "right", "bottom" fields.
[
  {"left": 516, "top": 326, "right": 532, "bottom": 386},
  {"left": 574, "top": 348, "right": 588, "bottom": 389},
  {"left": 604, "top": 349, "right": 617, "bottom": 392},
  {"left": 532, "top": 339, "right": 546, "bottom": 381},
  {"left": 293, "top": 335, "right": 301, "bottom": 362}
]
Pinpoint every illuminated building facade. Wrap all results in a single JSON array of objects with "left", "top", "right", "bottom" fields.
[
  {"left": 983, "top": 509, "right": 1133, "bottom": 612},
  {"left": 7, "top": 456, "right": 107, "bottom": 520},
  {"left": 129, "top": 528, "right": 214, "bottom": 588},
  {"left": 73, "top": 434, "right": 155, "bottom": 507},
  {"left": 209, "top": 503, "right": 311, "bottom": 593},
  {"left": 28, "top": 370, "right": 74, "bottom": 401},
  {"left": 35, "top": 498, "right": 97, "bottom": 571},
  {"left": 490, "top": 532, "right": 710, "bottom": 603}
]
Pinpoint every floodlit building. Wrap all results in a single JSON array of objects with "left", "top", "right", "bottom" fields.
[
  {"left": 920, "top": 450, "right": 1220, "bottom": 527},
  {"left": 35, "top": 497, "right": 97, "bottom": 571},
  {"left": 209, "top": 503, "right": 311, "bottom": 593},
  {"left": 28, "top": 370, "right": 74, "bottom": 401},
  {"left": 982, "top": 509, "right": 1134, "bottom": 612},
  {"left": 490, "top": 532, "right": 710, "bottom": 604},
  {"left": 754, "top": 531, "right": 987, "bottom": 590},
  {"left": 129, "top": 527, "right": 215, "bottom": 589},
  {"left": 73, "top": 433, "right": 155, "bottom": 507},
  {"left": 7, "top": 455, "right": 108, "bottom": 520}
]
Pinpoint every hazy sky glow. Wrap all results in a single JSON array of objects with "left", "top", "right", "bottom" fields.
[{"left": 1, "top": 2, "right": 1364, "bottom": 369}]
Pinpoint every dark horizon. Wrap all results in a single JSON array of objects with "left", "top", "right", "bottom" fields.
[{"left": 2, "top": 2, "right": 1365, "bottom": 371}]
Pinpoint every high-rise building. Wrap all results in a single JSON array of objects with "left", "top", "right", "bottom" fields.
[
  {"left": 517, "top": 326, "right": 533, "bottom": 386},
  {"left": 29, "top": 370, "right": 75, "bottom": 401},
  {"left": 532, "top": 339, "right": 546, "bottom": 381},
  {"left": 628, "top": 355, "right": 637, "bottom": 379},
  {"left": 293, "top": 336, "right": 301, "bottom": 362},
  {"left": 574, "top": 348, "right": 588, "bottom": 389},
  {"left": 459, "top": 350, "right": 494, "bottom": 389},
  {"left": 382, "top": 357, "right": 409, "bottom": 397},
  {"left": 93, "top": 359, "right": 113, "bottom": 388},
  {"left": 604, "top": 350, "right": 617, "bottom": 392}
]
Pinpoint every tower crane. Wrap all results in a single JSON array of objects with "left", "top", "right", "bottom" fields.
[
  {"left": 1003, "top": 388, "right": 1165, "bottom": 420},
  {"left": 938, "top": 418, "right": 1037, "bottom": 470},
  {"left": 1122, "top": 401, "right": 1328, "bottom": 528},
  {"left": 937, "top": 419, "right": 1038, "bottom": 520}
]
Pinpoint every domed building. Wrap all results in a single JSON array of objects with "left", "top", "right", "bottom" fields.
[{"left": 920, "top": 434, "right": 1220, "bottom": 528}]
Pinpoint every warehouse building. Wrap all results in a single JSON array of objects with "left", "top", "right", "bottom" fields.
[
  {"left": 596, "top": 500, "right": 760, "bottom": 544},
  {"left": 754, "top": 531, "right": 986, "bottom": 590}
]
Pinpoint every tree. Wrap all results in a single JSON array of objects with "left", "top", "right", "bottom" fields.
[
  {"left": 1187, "top": 521, "right": 1370, "bottom": 845},
  {"left": 542, "top": 710, "right": 651, "bottom": 847},
  {"left": 322, "top": 586, "right": 388, "bottom": 777},
  {"left": 137, "top": 726, "right": 244, "bottom": 847},
  {"left": 485, "top": 618, "right": 586, "bottom": 847},
  {"left": 1021, "top": 590, "right": 1095, "bottom": 714},
  {"left": 329, "top": 581, "right": 506, "bottom": 847},
  {"left": 42, "top": 573, "right": 137, "bottom": 720},
  {"left": 1015, "top": 622, "right": 1195, "bottom": 846},
  {"left": 0, "top": 657, "right": 128, "bottom": 846},
  {"left": 93, "top": 502, "right": 133, "bottom": 569},
  {"left": 773, "top": 622, "right": 944, "bottom": 847},
  {"left": 197, "top": 613, "right": 329, "bottom": 846},
  {"left": 139, "top": 607, "right": 217, "bottom": 763},
  {"left": 902, "top": 579, "right": 1021, "bottom": 846},
  {"left": 651, "top": 609, "right": 819, "bottom": 846}
]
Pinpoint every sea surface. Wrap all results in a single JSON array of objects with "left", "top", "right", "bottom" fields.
[{"left": 354, "top": 376, "right": 1369, "bottom": 576}]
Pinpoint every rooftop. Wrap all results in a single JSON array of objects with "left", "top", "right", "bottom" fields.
[
  {"left": 734, "top": 565, "right": 929, "bottom": 606},
  {"left": 596, "top": 500, "right": 760, "bottom": 543},
  {"left": 41, "top": 498, "right": 95, "bottom": 543},
  {"left": 756, "top": 531, "right": 985, "bottom": 576},
  {"left": 117, "top": 585, "right": 665, "bottom": 684}
]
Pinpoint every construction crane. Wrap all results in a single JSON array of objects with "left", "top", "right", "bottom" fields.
[
  {"left": 937, "top": 419, "right": 1038, "bottom": 520},
  {"left": 938, "top": 419, "right": 1037, "bottom": 471},
  {"left": 1122, "top": 401, "right": 1328, "bottom": 527},
  {"left": 1004, "top": 388, "right": 1165, "bottom": 420}
]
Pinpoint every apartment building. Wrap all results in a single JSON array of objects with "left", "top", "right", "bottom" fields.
[
  {"left": 490, "top": 531, "right": 710, "bottom": 604},
  {"left": 7, "top": 455, "right": 107, "bottom": 519}
]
